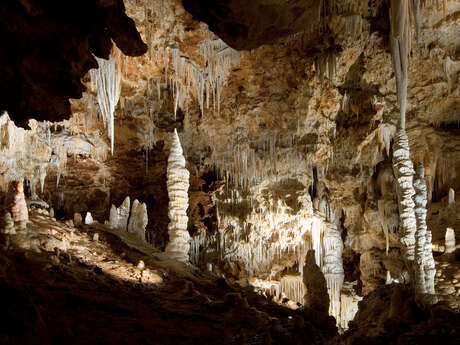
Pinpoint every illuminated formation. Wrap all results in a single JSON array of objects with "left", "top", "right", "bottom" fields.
[{"left": 165, "top": 129, "right": 190, "bottom": 262}]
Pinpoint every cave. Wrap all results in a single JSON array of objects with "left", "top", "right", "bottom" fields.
[{"left": 1, "top": 0, "right": 460, "bottom": 344}]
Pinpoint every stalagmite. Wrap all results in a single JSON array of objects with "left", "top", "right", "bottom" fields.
[
  {"left": 448, "top": 188, "right": 455, "bottom": 205},
  {"left": 322, "top": 222, "right": 344, "bottom": 323},
  {"left": 109, "top": 197, "right": 131, "bottom": 231},
  {"left": 74, "top": 212, "right": 82, "bottom": 226},
  {"left": 165, "top": 129, "right": 190, "bottom": 262},
  {"left": 127, "top": 199, "right": 148, "bottom": 242},
  {"left": 413, "top": 163, "right": 428, "bottom": 294},
  {"left": 2, "top": 212, "right": 15, "bottom": 234},
  {"left": 424, "top": 230, "right": 436, "bottom": 295},
  {"left": 7, "top": 181, "right": 29, "bottom": 230},
  {"left": 445, "top": 228, "right": 456, "bottom": 254},
  {"left": 303, "top": 250, "right": 330, "bottom": 314},
  {"left": 85, "top": 212, "right": 94, "bottom": 225},
  {"left": 393, "top": 130, "right": 417, "bottom": 263}
]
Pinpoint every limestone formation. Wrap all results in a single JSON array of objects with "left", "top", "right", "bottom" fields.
[
  {"left": 413, "top": 163, "right": 428, "bottom": 295},
  {"left": 85, "top": 212, "right": 94, "bottom": 225},
  {"left": 165, "top": 129, "right": 190, "bottom": 262},
  {"left": 445, "top": 228, "right": 456, "bottom": 254},
  {"left": 303, "top": 250, "right": 330, "bottom": 314},
  {"left": 74, "top": 213, "right": 82, "bottom": 226},
  {"left": 2, "top": 212, "right": 15, "bottom": 234},
  {"left": 6, "top": 181, "right": 29, "bottom": 230},
  {"left": 392, "top": 130, "right": 417, "bottom": 265},
  {"left": 424, "top": 230, "right": 436, "bottom": 295},
  {"left": 448, "top": 188, "right": 455, "bottom": 205},
  {"left": 109, "top": 196, "right": 130, "bottom": 231},
  {"left": 322, "top": 222, "right": 344, "bottom": 323},
  {"left": 127, "top": 199, "right": 148, "bottom": 242}
]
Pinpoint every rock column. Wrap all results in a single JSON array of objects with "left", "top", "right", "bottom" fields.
[{"left": 165, "top": 129, "right": 190, "bottom": 262}]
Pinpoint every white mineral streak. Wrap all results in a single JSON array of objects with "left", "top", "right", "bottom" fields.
[
  {"left": 322, "top": 222, "right": 344, "bottom": 324},
  {"left": 413, "top": 163, "right": 428, "bottom": 295},
  {"left": 448, "top": 188, "right": 455, "bottom": 205},
  {"left": 445, "top": 228, "right": 456, "bottom": 254},
  {"left": 90, "top": 48, "right": 121, "bottom": 154},
  {"left": 392, "top": 129, "right": 417, "bottom": 264},
  {"left": 165, "top": 129, "right": 190, "bottom": 262},
  {"left": 444, "top": 55, "right": 453, "bottom": 93},
  {"left": 85, "top": 212, "right": 94, "bottom": 225},
  {"left": 127, "top": 199, "right": 148, "bottom": 242}
]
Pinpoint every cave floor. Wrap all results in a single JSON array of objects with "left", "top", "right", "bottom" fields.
[{"left": 0, "top": 209, "right": 335, "bottom": 345}]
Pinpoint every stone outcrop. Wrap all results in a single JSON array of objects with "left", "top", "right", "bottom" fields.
[
  {"left": 165, "top": 129, "right": 190, "bottom": 262},
  {"left": 182, "top": 0, "right": 323, "bottom": 50}
]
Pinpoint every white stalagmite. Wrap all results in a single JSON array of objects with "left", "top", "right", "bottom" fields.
[
  {"left": 85, "top": 212, "right": 94, "bottom": 225},
  {"left": 393, "top": 130, "right": 417, "bottom": 263},
  {"left": 109, "top": 197, "right": 131, "bottom": 231},
  {"left": 165, "top": 129, "right": 190, "bottom": 262},
  {"left": 90, "top": 48, "right": 121, "bottom": 154},
  {"left": 413, "top": 163, "right": 428, "bottom": 294},
  {"left": 424, "top": 230, "right": 436, "bottom": 295},
  {"left": 445, "top": 228, "right": 456, "bottom": 254},
  {"left": 448, "top": 188, "right": 455, "bottom": 205},
  {"left": 390, "top": 0, "right": 417, "bottom": 267},
  {"left": 127, "top": 199, "right": 148, "bottom": 242},
  {"left": 321, "top": 222, "right": 344, "bottom": 324}
]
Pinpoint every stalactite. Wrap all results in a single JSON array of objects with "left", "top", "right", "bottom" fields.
[
  {"left": 89, "top": 47, "right": 122, "bottom": 154},
  {"left": 165, "top": 129, "right": 190, "bottom": 262},
  {"left": 280, "top": 275, "right": 305, "bottom": 303}
]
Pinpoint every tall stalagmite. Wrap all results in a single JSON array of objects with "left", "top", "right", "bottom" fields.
[
  {"left": 303, "top": 250, "right": 330, "bottom": 314},
  {"left": 322, "top": 222, "right": 345, "bottom": 323},
  {"left": 390, "top": 0, "right": 417, "bottom": 275},
  {"left": 413, "top": 163, "right": 430, "bottom": 295},
  {"left": 165, "top": 129, "right": 190, "bottom": 262}
]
